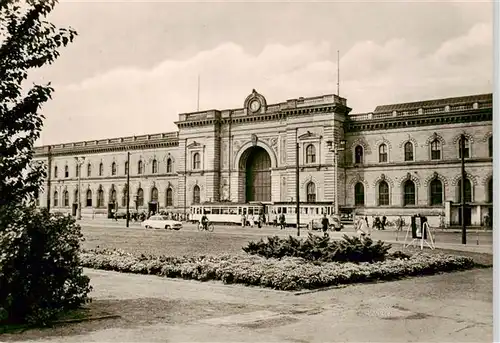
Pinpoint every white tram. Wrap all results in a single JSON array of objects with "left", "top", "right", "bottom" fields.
[
  {"left": 269, "top": 202, "right": 338, "bottom": 227},
  {"left": 189, "top": 202, "right": 267, "bottom": 224}
]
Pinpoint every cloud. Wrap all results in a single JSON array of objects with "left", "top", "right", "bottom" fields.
[{"left": 37, "top": 22, "right": 492, "bottom": 145}]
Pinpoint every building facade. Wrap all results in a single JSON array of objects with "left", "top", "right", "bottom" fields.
[{"left": 33, "top": 90, "right": 493, "bottom": 227}]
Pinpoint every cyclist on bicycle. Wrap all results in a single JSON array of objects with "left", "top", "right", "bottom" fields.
[{"left": 200, "top": 212, "right": 209, "bottom": 231}]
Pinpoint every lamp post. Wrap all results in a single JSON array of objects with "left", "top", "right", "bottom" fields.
[
  {"left": 126, "top": 151, "right": 130, "bottom": 227},
  {"left": 74, "top": 156, "right": 86, "bottom": 220},
  {"left": 460, "top": 134, "right": 467, "bottom": 244},
  {"left": 327, "top": 140, "right": 346, "bottom": 215}
]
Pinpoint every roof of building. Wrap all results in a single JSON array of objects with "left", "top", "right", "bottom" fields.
[{"left": 373, "top": 93, "right": 492, "bottom": 113}]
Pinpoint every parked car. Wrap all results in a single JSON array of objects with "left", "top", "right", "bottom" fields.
[
  {"left": 310, "top": 216, "right": 344, "bottom": 231},
  {"left": 141, "top": 215, "right": 182, "bottom": 230}
]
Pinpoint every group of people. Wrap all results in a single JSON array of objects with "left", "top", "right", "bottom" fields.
[{"left": 240, "top": 213, "right": 266, "bottom": 228}]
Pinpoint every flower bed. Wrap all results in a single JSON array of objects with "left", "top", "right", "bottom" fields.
[{"left": 80, "top": 248, "right": 476, "bottom": 291}]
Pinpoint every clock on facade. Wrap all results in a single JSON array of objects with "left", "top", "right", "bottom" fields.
[{"left": 249, "top": 99, "right": 261, "bottom": 112}]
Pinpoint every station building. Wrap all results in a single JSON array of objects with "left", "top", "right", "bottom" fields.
[{"left": 33, "top": 90, "right": 493, "bottom": 227}]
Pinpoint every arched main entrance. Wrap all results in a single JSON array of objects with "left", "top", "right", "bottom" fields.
[{"left": 245, "top": 147, "right": 271, "bottom": 202}]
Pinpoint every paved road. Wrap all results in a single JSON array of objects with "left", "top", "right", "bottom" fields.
[{"left": 78, "top": 219, "right": 493, "bottom": 249}]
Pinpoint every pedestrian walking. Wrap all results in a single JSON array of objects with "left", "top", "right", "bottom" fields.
[{"left": 321, "top": 213, "right": 329, "bottom": 238}]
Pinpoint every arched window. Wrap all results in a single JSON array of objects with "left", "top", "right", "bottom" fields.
[
  {"left": 64, "top": 165, "right": 69, "bottom": 178},
  {"left": 63, "top": 190, "right": 69, "bottom": 207},
  {"left": 110, "top": 189, "right": 117, "bottom": 203},
  {"left": 137, "top": 188, "right": 144, "bottom": 206},
  {"left": 97, "top": 188, "right": 104, "bottom": 207},
  {"left": 137, "top": 160, "right": 143, "bottom": 174},
  {"left": 404, "top": 180, "right": 416, "bottom": 206},
  {"left": 74, "top": 189, "right": 79, "bottom": 204},
  {"left": 54, "top": 166, "right": 58, "bottom": 178},
  {"left": 99, "top": 162, "right": 104, "bottom": 176},
  {"left": 378, "top": 181, "right": 389, "bottom": 206},
  {"left": 193, "top": 185, "right": 200, "bottom": 204},
  {"left": 354, "top": 182, "right": 365, "bottom": 206},
  {"left": 431, "top": 139, "right": 441, "bottom": 160},
  {"left": 124, "top": 161, "right": 128, "bottom": 175},
  {"left": 458, "top": 178, "right": 472, "bottom": 203},
  {"left": 111, "top": 162, "right": 117, "bottom": 176},
  {"left": 192, "top": 153, "right": 201, "bottom": 170},
  {"left": 306, "top": 182, "right": 316, "bottom": 202},
  {"left": 404, "top": 142, "right": 414, "bottom": 161},
  {"left": 430, "top": 179, "right": 443, "bottom": 205},
  {"left": 458, "top": 138, "right": 470, "bottom": 159},
  {"left": 152, "top": 159, "right": 158, "bottom": 174},
  {"left": 75, "top": 164, "right": 80, "bottom": 177},
  {"left": 166, "top": 188, "right": 173, "bottom": 206},
  {"left": 87, "top": 163, "right": 91, "bottom": 177},
  {"left": 354, "top": 145, "right": 363, "bottom": 164},
  {"left": 122, "top": 187, "right": 128, "bottom": 207},
  {"left": 53, "top": 191, "right": 58, "bottom": 207},
  {"left": 379, "top": 144, "right": 387, "bottom": 163},
  {"left": 305, "top": 144, "right": 316, "bottom": 164},
  {"left": 489, "top": 136, "right": 493, "bottom": 158},
  {"left": 488, "top": 178, "right": 493, "bottom": 203},
  {"left": 86, "top": 189, "right": 92, "bottom": 207},
  {"left": 150, "top": 187, "right": 158, "bottom": 202},
  {"left": 166, "top": 158, "right": 173, "bottom": 173}
]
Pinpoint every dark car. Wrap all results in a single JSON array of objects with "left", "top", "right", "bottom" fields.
[{"left": 310, "top": 216, "right": 344, "bottom": 231}]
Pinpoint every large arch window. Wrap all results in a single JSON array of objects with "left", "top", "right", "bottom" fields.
[
  {"left": 166, "top": 188, "right": 173, "bottom": 206},
  {"left": 122, "top": 187, "right": 128, "bottom": 207},
  {"left": 489, "top": 136, "right": 493, "bottom": 158},
  {"left": 245, "top": 147, "right": 271, "bottom": 202},
  {"left": 193, "top": 185, "right": 200, "bottom": 204},
  {"left": 137, "top": 188, "right": 144, "bottom": 206},
  {"left": 166, "top": 158, "right": 173, "bottom": 173},
  {"left": 111, "top": 162, "right": 117, "bottom": 176},
  {"left": 305, "top": 144, "right": 316, "bottom": 164},
  {"left": 97, "top": 188, "right": 104, "bottom": 207},
  {"left": 86, "top": 190, "right": 92, "bottom": 207},
  {"left": 488, "top": 178, "right": 493, "bottom": 203},
  {"left": 458, "top": 138, "right": 470, "bottom": 159},
  {"left": 137, "top": 160, "right": 143, "bottom": 175},
  {"left": 53, "top": 191, "right": 58, "bottom": 207},
  {"left": 87, "top": 164, "right": 91, "bottom": 177},
  {"left": 379, "top": 144, "right": 387, "bottom": 163},
  {"left": 457, "top": 178, "right": 472, "bottom": 203},
  {"left": 354, "top": 145, "right": 364, "bottom": 164},
  {"left": 150, "top": 187, "right": 158, "bottom": 203},
  {"left": 403, "top": 180, "right": 416, "bottom": 206},
  {"left": 98, "top": 163, "right": 104, "bottom": 176},
  {"left": 63, "top": 190, "right": 69, "bottom": 207},
  {"left": 64, "top": 165, "right": 69, "bottom": 178},
  {"left": 430, "top": 140, "right": 441, "bottom": 160},
  {"left": 354, "top": 182, "right": 365, "bottom": 206},
  {"left": 306, "top": 182, "right": 316, "bottom": 202},
  {"left": 404, "top": 142, "right": 414, "bottom": 161},
  {"left": 152, "top": 159, "right": 158, "bottom": 174},
  {"left": 430, "top": 179, "right": 443, "bottom": 206},
  {"left": 378, "top": 181, "right": 389, "bottom": 206},
  {"left": 192, "top": 153, "right": 201, "bottom": 170}
]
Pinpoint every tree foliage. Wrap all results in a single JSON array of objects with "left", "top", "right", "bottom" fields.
[{"left": 0, "top": 0, "right": 91, "bottom": 325}]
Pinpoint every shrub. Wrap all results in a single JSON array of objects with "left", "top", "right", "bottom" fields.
[
  {"left": 80, "top": 249, "right": 476, "bottom": 291},
  {"left": 0, "top": 208, "right": 92, "bottom": 325},
  {"left": 242, "top": 234, "right": 392, "bottom": 263}
]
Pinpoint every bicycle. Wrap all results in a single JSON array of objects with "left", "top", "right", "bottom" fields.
[{"left": 198, "top": 221, "right": 214, "bottom": 232}]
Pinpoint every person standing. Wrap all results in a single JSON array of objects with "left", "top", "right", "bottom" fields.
[
  {"left": 241, "top": 213, "right": 246, "bottom": 227},
  {"left": 321, "top": 213, "right": 329, "bottom": 238},
  {"left": 249, "top": 214, "right": 255, "bottom": 228}
]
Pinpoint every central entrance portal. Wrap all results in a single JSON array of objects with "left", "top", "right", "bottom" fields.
[{"left": 245, "top": 147, "right": 271, "bottom": 202}]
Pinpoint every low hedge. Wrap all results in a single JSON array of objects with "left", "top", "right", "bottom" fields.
[
  {"left": 242, "top": 234, "right": 392, "bottom": 263},
  {"left": 80, "top": 248, "right": 476, "bottom": 291}
]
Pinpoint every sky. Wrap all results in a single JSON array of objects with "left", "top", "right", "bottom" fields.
[{"left": 30, "top": 0, "right": 493, "bottom": 146}]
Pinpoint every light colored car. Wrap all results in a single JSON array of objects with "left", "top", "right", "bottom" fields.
[{"left": 141, "top": 215, "right": 182, "bottom": 230}]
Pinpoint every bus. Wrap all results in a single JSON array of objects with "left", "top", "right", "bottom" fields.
[
  {"left": 189, "top": 202, "right": 267, "bottom": 225},
  {"left": 269, "top": 202, "right": 338, "bottom": 227}
]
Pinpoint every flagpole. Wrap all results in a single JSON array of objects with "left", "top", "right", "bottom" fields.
[{"left": 337, "top": 50, "right": 340, "bottom": 96}]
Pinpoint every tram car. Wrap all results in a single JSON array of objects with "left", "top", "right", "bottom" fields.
[
  {"left": 189, "top": 202, "right": 268, "bottom": 225},
  {"left": 269, "top": 202, "right": 341, "bottom": 228}
]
